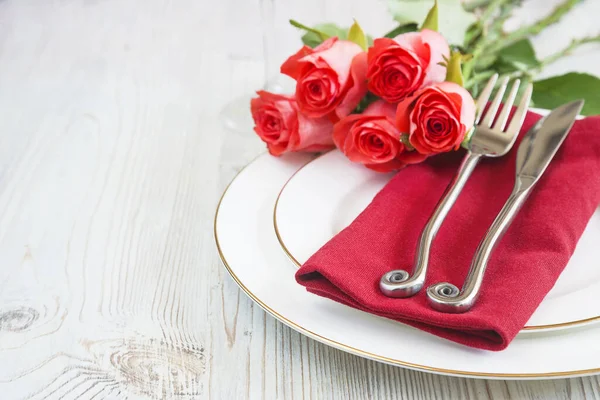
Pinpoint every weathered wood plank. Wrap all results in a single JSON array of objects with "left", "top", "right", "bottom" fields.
[{"left": 0, "top": 0, "right": 598, "bottom": 398}]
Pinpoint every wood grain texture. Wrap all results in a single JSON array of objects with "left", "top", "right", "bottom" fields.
[{"left": 0, "top": 0, "right": 599, "bottom": 398}]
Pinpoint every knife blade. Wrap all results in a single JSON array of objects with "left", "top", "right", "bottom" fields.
[{"left": 515, "top": 100, "right": 584, "bottom": 191}]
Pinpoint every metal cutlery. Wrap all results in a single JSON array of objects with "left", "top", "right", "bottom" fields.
[
  {"left": 427, "top": 100, "right": 585, "bottom": 313},
  {"left": 380, "top": 74, "right": 533, "bottom": 298}
]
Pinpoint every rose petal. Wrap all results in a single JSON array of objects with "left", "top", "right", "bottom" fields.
[
  {"left": 420, "top": 29, "right": 450, "bottom": 86},
  {"left": 406, "top": 82, "right": 475, "bottom": 155},
  {"left": 367, "top": 31, "right": 449, "bottom": 103},
  {"left": 296, "top": 67, "right": 340, "bottom": 118},
  {"left": 294, "top": 112, "right": 335, "bottom": 152},
  {"left": 335, "top": 51, "right": 368, "bottom": 119},
  {"left": 251, "top": 90, "right": 334, "bottom": 155},
  {"left": 392, "top": 31, "right": 422, "bottom": 55},
  {"left": 333, "top": 114, "right": 364, "bottom": 150},
  {"left": 304, "top": 39, "right": 363, "bottom": 86},
  {"left": 280, "top": 45, "right": 315, "bottom": 79},
  {"left": 314, "top": 36, "right": 339, "bottom": 52},
  {"left": 334, "top": 100, "right": 414, "bottom": 171},
  {"left": 396, "top": 96, "right": 415, "bottom": 134},
  {"left": 364, "top": 100, "right": 397, "bottom": 120},
  {"left": 364, "top": 158, "right": 408, "bottom": 172},
  {"left": 433, "top": 82, "right": 476, "bottom": 126},
  {"left": 367, "top": 39, "right": 423, "bottom": 102},
  {"left": 286, "top": 38, "right": 368, "bottom": 119}
]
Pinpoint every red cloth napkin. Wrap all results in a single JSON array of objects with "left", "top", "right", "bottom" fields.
[{"left": 296, "top": 112, "right": 600, "bottom": 350}]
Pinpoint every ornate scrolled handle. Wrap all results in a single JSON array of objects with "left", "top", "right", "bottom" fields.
[
  {"left": 380, "top": 153, "right": 481, "bottom": 298},
  {"left": 426, "top": 188, "right": 530, "bottom": 312}
]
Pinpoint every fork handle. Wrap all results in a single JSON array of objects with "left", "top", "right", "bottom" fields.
[
  {"left": 380, "top": 151, "right": 481, "bottom": 298},
  {"left": 426, "top": 186, "right": 531, "bottom": 312}
]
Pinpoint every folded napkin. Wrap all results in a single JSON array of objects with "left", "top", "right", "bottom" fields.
[{"left": 296, "top": 112, "right": 600, "bottom": 350}]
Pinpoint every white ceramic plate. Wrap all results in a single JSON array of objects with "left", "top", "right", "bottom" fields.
[
  {"left": 274, "top": 110, "right": 600, "bottom": 334},
  {"left": 275, "top": 151, "right": 600, "bottom": 333},
  {"left": 215, "top": 153, "right": 600, "bottom": 379}
]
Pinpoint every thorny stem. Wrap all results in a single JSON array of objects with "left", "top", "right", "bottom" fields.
[
  {"left": 465, "top": 69, "right": 530, "bottom": 91},
  {"left": 488, "top": 2, "right": 516, "bottom": 37},
  {"left": 465, "top": 35, "right": 599, "bottom": 91},
  {"left": 479, "top": 0, "right": 507, "bottom": 24},
  {"left": 462, "top": 0, "right": 511, "bottom": 82},
  {"left": 464, "top": 0, "right": 582, "bottom": 87},
  {"left": 539, "top": 35, "right": 600, "bottom": 67},
  {"left": 483, "top": 0, "right": 580, "bottom": 54},
  {"left": 464, "top": 70, "right": 495, "bottom": 90}
]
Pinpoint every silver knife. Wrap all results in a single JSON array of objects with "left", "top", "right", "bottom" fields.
[{"left": 425, "top": 100, "right": 585, "bottom": 313}]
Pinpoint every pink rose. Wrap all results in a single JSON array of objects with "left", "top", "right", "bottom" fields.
[
  {"left": 396, "top": 82, "right": 476, "bottom": 155},
  {"left": 281, "top": 37, "right": 368, "bottom": 120},
  {"left": 333, "top": 100, "right": 428, "bottom": 172},
  {"left": 251, "top": 91, "right": 335, "bottom": 156},
  {"left": 367, "top": 29, "right": 449, "bottom": 103}
]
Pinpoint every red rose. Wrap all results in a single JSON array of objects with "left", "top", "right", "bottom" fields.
[
  {"left": 396, "top": 82, "right": 476, "bottom": 155},
  {"left": 367, "top": 29, "right": 449, "bottom": 103},
  {"left": 281, "top": 37, "right": 368, "bottom": 120},
  {"left": 333, "top": 100, "right": 428, "bottom": 172},
  {"left": 251, "top": 91, "right": 335, "bottom": 156}
]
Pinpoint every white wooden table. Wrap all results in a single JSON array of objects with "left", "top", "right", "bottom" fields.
[{"left": 1, "top": 0, "right": 599, "bottom": 398}]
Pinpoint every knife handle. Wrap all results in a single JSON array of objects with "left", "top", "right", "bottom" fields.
[{"left": 426, "top": 185, "right": 531, "bottom": 313}]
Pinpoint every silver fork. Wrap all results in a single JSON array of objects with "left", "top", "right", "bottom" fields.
[{"left": 379, "top": 74, "right": 533, "bottom": 298}]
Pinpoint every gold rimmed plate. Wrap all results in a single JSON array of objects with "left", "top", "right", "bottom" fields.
[
  {"left": 215, "top": 151, "right": 600, "bottom": 379},
  {"left": 273, "top": 145, "right": 600, "bottom": 333}
]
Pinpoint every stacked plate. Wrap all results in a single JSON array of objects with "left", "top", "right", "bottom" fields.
[{"left": 214, "top": 109, "right": 600, "bottom": 379}]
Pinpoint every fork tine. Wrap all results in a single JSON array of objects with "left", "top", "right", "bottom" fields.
[
  {"left": 492, "top": 79, "right": 520, "bottom": 131},
  {"left": 506, "top": 83, "right": 533, "bottom": 136},
  {"left": 481, "top": 76, "right": 509, "bottom": 127},
  {"left": 475, "top": 73, "right": 498, "bottom": 124}
]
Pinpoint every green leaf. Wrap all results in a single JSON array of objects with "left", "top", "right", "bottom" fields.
[
  {"left": 383, "top": 23, "right": 418, "bottom": 38},
  {"left": 295, "top": 22, "right": 347, "bottom": 48},
  {"left": 296, "top": 22, "right": 370, "bottom": 49},
  {"left": 474, "top": 53, "right": 498, "bottom": 71},
  {"left": 491, "top": 59, "right": 528, "bottom": 75},
  {"left": 498, "top": 39, "right": 540, "bottom": 69},
  {"left": 347, "top": 20, "right": 368, "bottom": 50},
  {"left": 388, "top": 0, "right": 476, "bottom": 44},
  {"left": 421, "top": 0, "right": 439, "bottom": 31},
  {"left": 445, "top": 51, "right": 464, "bottom": 86},
  {"left": 533, "top": 73, "right": 600, "bottom": 116}
]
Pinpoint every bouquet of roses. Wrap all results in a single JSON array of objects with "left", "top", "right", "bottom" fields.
[{"left": 250, "top": 0, "right": 600, "bottom": 172}]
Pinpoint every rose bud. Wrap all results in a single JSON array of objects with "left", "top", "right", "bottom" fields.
[
  {"left": 396, "top": 82, "right": 476, "bottom": 155},
  {"left": 281, "top": 37, "right": 368, "bottom": 121},
  {"left": 251, "top": 91, "right": 335, "bottom": 156},
  {"left": 367, "top": 29, "right": 449, "bottom": 103},
  {"left": 333, "top": 100, "right": 428, "bottom": 172}
]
